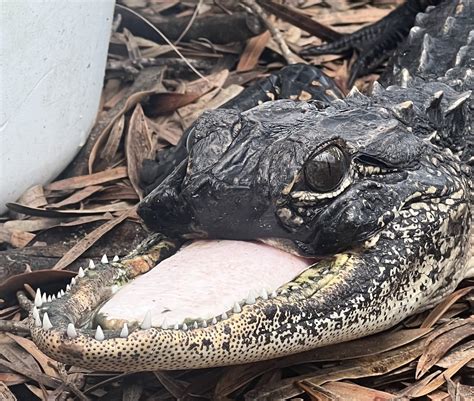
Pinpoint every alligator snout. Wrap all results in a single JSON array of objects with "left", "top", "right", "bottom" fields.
[{"left": 137, "top": 160, "right": 194, "bottom": 235}]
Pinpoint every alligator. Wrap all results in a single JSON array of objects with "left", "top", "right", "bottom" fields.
[{"left": 28, "top": 0, "right": 472, "bottom": 371}]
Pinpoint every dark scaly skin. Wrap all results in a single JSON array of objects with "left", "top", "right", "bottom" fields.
[
  {"left": 302, "top": 0, "right": 444, "bottom": 86},
  {"left": 29, "top": 0, "right": 472, "bottom": 371}
]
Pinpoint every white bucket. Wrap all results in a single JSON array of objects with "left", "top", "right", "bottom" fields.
[{"left": 0, "top": 0, "right": 115, "bottom": 213}]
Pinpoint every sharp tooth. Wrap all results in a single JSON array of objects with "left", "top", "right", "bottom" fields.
[
  {"left": 112, "top": 255, "right": 119, "bottom": 262},
  {"left": 67, "top": 323, "right": 77, "bottom": 338},
  {"left": 233, "top": 302, "right": 241, "bottom": 313},
  {"left": 95, "top": 325, "right": 105, "bottom": 341},
  {"left": 42, "top": 312, "right": 52, "bottom": 330},
  {"left": 71, "top": 277, "right": 76, "bottom": 286},
  {"left": 120, "top": 323, "right": 129, "bottom": 338},
  {"left": 201, "top": 320, "right": 207, "bottom": 328},
  {"left": 246, "top": 291, "right": 256, "bottom": 305},
  {"left": 101, "top": 254, "right": 109, "bottom": 264},
  {"left": 260, "top": 289, "right": 268, "bottom": 300},
  {"left": 61, "top": 290, "right": 65, "bottom": 296},
  {"left": 89, "top": 259, "right": 95, "bottom": 269},
  {"left": 221, "top": 312, "right": 228, "bottom": 320},
  {"left": 182, "top": 323, "right": 188, "bottom": 331},
  {"left": 161, "top": 319, "right": 168, "bottom": 330},
  {"left": 32, "top": 307, "right": 41, "bottom": 327},
  {"left": 173, "top": 323, "right": 179, "bottom": 330},
  {"left": 140, "top": 310, "right": 152, "bottom": 330},
  {"left": 66, "top": 284, "right": 71, "bottom": 291},
  {"left": 57, "top": 291, "right": 62, "bottom": 299},
  {"left": 193, "top": 321, "right": 198, "bottom": 329},
  {"left": 42, "top": 293, "right": 47, "bottom": 303},
  {"left": 51, "top": 295, "right": 56, "bottom": 301},
  {"left": 78, "top": 267, "right": 85, "bottom": 278},
  {"left": 211, "top": 317, "right": 217, "bottom": 325},
  {"left": 270, "top": 291, "right": 277, "bottom": 298},
  {"left": 34, "top": 289, "right": 42, "bottom": 307}
]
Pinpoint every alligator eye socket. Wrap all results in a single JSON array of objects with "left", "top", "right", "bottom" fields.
[{"left": 304, "top": 146, "right": 348, "bottom": 192}]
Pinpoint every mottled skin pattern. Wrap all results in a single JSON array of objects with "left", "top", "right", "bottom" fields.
[{"left": 30, "top": 0, "right": 472, "bottom": 371}]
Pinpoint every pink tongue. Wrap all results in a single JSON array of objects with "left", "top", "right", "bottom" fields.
[{"left": 98, "top": 240, "right": 312, "bottom": 328}]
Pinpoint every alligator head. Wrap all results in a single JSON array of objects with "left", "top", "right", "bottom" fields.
[{"left": 29, "top": 88, "right": 471, "bottom": 371}]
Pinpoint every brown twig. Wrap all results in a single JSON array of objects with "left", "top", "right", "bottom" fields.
[
  {"left": 16, "top": 290, "right": 32, "bottom": 311},
  {"left": 0, "top": 319, "right": 30, "bottom": 335},
  {"left": 257, "top": 0, "right": 342, "bottom": 42},
  {"left": 241, "top": 0, "right": 300, "bottom": 64},
  {"left": 174, "top": 0, "right": 204, "bottom": 44}
]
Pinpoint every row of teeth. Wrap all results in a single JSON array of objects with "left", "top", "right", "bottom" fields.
[
  {"left": 33, "top": 254, "right": 119, "bottom": 307},
  {"left": 32, "top": 287, "right": 277, "bottom": 341}
]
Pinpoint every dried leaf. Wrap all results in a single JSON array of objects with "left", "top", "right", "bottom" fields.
[
  {"left": 24, "top": 384, "right": 47, "bottom": 401},
  {"left": 215, "top": 328, "right": 429, "bottom": 397},
  {"left": 4, "top": 218, "right": 65, "bottom": 233},
  {"left": 0, "top": 337, "right": 39, "bottom": 370},
  {"left": 93, "top": 186, "right": 139, "bottom": 202},
  {"left": 0, "top": 372, "right": 27, "bottom": 386},
  {"left": 126, "top": 104, "right": 154, "bottom": 199},
  {"left": 301, "top": 380, "right": 396, "bottom": 401},
  {"left": 416, "top": 318, "right": 474, "bottom": 378},
  {"left": 0, "top": 270, "right": 75, "bottom": 301},
  {"left": 246, "top": 339, "right": 426, "bottom": 399},
  {"left": 179, "top": 84, "right": 244, "bottom": 128},
  {"left": 88, "top": 67, "right": 165, "bottom": 172},
  {"left": 305, "top": 7, "right": 391, "bottom": 26},
  {"left": 446, "top": 377, "right": 474, "bottom": 400},
  {"left": 1, "top": 223, "right": 36, "bottom": 247},
  {"left": 9, "top": 231, "right": 35, "bottom": 248},
  {"left": 0, "top": 381, "right": 17, "bottom": 401},
  {"left": 410, "top": 356, "right": 472, "bottom": 397},
  {"left": 147, "top": 69, "right": 229, "bottom": 116},
  {"left": 101, "top": 114, "right": 126, "bottom": 164},
  {"left": 0, "top": 358, "right": 61, "bottom": 389},
  {"left": 7, "top": 201, "right": 132, "bottom": 218},
  {"left": 52, "top": 209, "right": 134, "bottom": 270},
  {"left": 153, "top": 371, "right": 188, "bottom": 398},
  {"left": 237, "top": 31, "right": 271, "bottom": 72},
  {"left": 147, "top": 115, "right": 183, "bottom": 147},
  {"left": 6, "top": 333, "right": 60, "bottom": 378},
  {"left": 47, "top": 186, "right": 104, "bottom": 209},
  {"left": 436, "top": 339, "right": 474, "bottom": 368},
  {"left": 421, "top": 287, "right": 473, "bottom": 329},
  {"left": 46, "top": 167, "right": 128, "bottom": 191},
  {"left": 427, "top": 390, "right": 451, "bottom": 400},
  {"left": 16, "top": 185, "right": 47, "bottom": 208}
]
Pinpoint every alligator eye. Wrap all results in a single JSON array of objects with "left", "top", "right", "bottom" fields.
[{"left": 304, "top": 146, "right": 348, "bottom": 192}]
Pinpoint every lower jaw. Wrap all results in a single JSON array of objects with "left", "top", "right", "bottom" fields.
[{"left": 30, "top": 236, "right": 353, "bottom": 371}]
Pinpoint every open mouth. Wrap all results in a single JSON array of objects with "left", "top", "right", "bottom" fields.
[
  {"left": 95, "top": 240, "right": 314, "bottom": 331},
  {"left": 30, "top": 234, "right": 355, "bottom": 371}
]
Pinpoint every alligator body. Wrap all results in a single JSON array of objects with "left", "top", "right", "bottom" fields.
[{"left": 29, "top": 0, "right": 472, "bottom": 371}]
